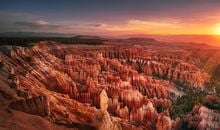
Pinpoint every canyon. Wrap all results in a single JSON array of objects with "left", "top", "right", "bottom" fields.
[{"left": 0, "top": 39, "right": 219, "bottom": 130}]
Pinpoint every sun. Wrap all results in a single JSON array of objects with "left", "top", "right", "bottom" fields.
[{"left": 214, "top": 24, "right": 220, "bottom": 35}]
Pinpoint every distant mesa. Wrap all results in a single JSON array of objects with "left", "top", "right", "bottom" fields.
[
  {"left": 127, "top": 37, "right": 157, "bottom": 42},
  {"left": 0, "top": 32, "right": 76, "bottom": 37}
]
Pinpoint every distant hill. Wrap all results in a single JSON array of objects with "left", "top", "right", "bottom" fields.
[
  {"left": 0, "top": 32, "right": 76, "bottom": 37},
  {"left": 74, "top": 35, "right": 103, "bottom": 39},
  {"left": 0, "top": 33, "right": 107, "bottom": 46},
  {"left": 127, "top": 37, "right": 157, "bottom": 42},
  {"left": 123, "top": 34, "right": 220, "bottom": 47}
]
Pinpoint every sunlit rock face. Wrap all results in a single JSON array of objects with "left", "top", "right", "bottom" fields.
[
  {"left": 9, "top": 95, "right": 50, "bottom": 116},
  {"left": 186, "top": 104, "right": 220, "bottom": 130},
  {"left": 0, "top": 41, "right": 212, "bottom": 129}
]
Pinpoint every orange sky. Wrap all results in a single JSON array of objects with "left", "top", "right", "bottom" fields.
[{"left": 93, "top": 19, "right": 220, "bottom": 35}]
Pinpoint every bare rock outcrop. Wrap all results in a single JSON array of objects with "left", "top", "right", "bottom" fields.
[
  {"left": 9, "top": 95, "right": 50, "bottom": 116},
  {"left": 186, "top": 104, "right": 220, "bottom": 130}
]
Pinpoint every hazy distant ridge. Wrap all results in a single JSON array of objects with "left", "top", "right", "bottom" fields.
[{"left": 0, "top": 32, "right": 76, "bottom": 37}]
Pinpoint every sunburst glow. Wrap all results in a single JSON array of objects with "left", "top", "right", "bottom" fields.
[{"left": 214, "top": 24, "right": 220, "bottom": 35}]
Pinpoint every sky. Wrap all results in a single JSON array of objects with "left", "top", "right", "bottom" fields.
[{"left": 1, "top": 0, "right": 220, "bottom": 35}]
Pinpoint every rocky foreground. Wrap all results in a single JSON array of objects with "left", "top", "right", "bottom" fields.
[{"left": 0, "top": 41, "right": 219, "bottom": 130}]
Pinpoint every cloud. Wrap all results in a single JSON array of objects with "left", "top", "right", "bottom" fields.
[
  {"left": 14, "top": 21, "right": 40, "bottom": 28},
  {"left": 36, "top": 20, "right": 49, "bottom": 25},
  {"left": 14, "top": 20, "right": 61, "bottom": 29},
  {"left": 0, "top": 11, "right": 56, "bottom": 32},
  {"left": 86, "top": 23, "right": 104, "bottom": 27},
  {"left": 127, "top": 19, "right": 181, "bottom": 28}
]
